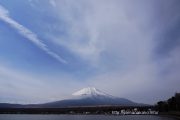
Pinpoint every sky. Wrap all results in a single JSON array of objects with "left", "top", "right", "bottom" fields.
[{"left": 0, "top": 0, "right": 180, "bottom": 104}]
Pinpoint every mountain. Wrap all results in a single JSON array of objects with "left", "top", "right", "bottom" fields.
[
  {"left": 0, "top": 87, "right": 144, "bottom": 108},
  {"left": 35, "top": 87, "right": 140, "bottom": 108},
  {"left": 0, "top": 103, "right": 23, "bottom": 108}
]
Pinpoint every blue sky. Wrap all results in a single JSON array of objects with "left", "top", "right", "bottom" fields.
[{"left": 0, "top": 0, "right": 180, "bottom": 104}]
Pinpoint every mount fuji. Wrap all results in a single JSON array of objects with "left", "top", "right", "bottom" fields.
[
  {"left": 0, "top": 87, "right": 143, "bottom": 108},
  {"left": 34, "top": 87, "right": 141, "bottom": 108}
]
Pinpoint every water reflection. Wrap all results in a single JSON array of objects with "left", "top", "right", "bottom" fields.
[{"left": 0, "top": 115, "right": 178, "bottom": 120}]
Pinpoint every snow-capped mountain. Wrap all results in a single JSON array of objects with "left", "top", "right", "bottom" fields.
[
  {"left": 37, "top": 87, "right": 140, "bottom": 108},
  {"left": 72, "top": 87, "right": 114, "bottom": 98},
  {"left": 0, "top": 87, "right": 144, "bottom": 108}
]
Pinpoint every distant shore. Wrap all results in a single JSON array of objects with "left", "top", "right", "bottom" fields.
[{"left": 0, "top": 106, "right": 155, "bottom": 115}]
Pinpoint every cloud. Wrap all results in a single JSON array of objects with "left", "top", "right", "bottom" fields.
[
  {"left": 49, "top": 0, "right": 56, "bottom": 7},
  {"left": 0, "top": 5, "right": 67, "bottom": 64},
  {"left": 0, "top": 65, "right": 50, "bottom": 103},
  {"left": 49, "top": 0, "right": 155, "bottom": 67},
  {"left": 47, "top": 0, "right": 180, "bottom": 104},
  {"left": 0, "top": 64, "right": 86, "bottom": 104}
]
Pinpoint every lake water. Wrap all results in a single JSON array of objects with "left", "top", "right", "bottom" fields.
[{"left": 0, "top": 115, "right": 178, "bottom": 120}]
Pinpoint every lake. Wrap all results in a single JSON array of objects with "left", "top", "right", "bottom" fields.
[{"left": 0, "top": 115, "right": 178, "bottom": 120}]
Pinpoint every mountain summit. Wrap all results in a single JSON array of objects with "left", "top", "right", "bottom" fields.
[{"left": 72, "top": 87, "right": 112, "bottom": 97}]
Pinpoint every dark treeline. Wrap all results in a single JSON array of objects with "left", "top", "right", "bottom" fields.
[{"left": 155, "top": 93, "right": 180, "bottom": 112}]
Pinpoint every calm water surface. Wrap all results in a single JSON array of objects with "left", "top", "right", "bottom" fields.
[{"left": 0, "top": 115, "right": 178, "bottom": 120}]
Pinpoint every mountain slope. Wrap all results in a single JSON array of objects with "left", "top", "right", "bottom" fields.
[{"left": 38, "top": 87, "right": 139, "bottom": 108}]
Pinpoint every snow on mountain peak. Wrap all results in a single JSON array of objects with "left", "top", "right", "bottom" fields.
[{"left": 72, "top": 87, "right": 109, "bottom": 97}]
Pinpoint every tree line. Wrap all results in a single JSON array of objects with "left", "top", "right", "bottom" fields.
[{"left": 156, "top": 93, "right": 180, "bottom": 112}]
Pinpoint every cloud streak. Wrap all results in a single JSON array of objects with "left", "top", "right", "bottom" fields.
[{"left": 0, "top": 5, "right": 67, "bottom": 64}]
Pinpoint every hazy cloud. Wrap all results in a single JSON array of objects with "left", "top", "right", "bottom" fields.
[{"left": 48, "top": 0, "right": 180, "bottom": 103}]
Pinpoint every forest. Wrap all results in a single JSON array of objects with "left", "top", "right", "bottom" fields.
[{"left": 156, "top": 93, "right": 180, "bottom": 112}]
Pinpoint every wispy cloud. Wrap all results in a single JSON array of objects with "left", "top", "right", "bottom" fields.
[
  {"left": 0, "top": 64, "right": 85, "bottom": 104},
  {"left": 49, "top": 0, "right": 56, "bottom": 7},
  {"left": 0, "top": 5, "right": 67, "bottom": 64},
  {"left": 48, "top": 0, "right": 180, "bottom": 104}
]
